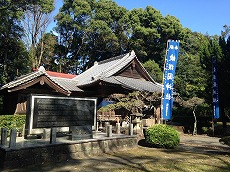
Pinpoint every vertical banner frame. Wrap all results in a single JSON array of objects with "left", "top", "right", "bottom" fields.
[
  {"left": 162, "top": 40, "right": 180, "bottom": 120},
  {"left": 212, "top": 57, "right": 220, "bottom": 119}
]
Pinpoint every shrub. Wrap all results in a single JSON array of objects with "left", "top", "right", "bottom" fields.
[
  {"left": 201, "top": 127, "right": 213, "bottom": 135},
  {"left": 145, "top": 124, "right": 180, "bottom": 149},
  {"left": 0, "top": 114, "right": 26, "bottom": 135},
  {"left": 219, "top": 136, "right": 230, "bottom": 146}
]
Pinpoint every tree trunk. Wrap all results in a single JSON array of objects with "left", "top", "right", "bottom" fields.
[
  {"left": 38, "top": 37, "right": 44, "bottom": 67},
  {"left": 3, "top": 51, "right": 8, "bottom": 82},
  {"left": 193, "top": 105, "right": 197, "bottom": 135}
]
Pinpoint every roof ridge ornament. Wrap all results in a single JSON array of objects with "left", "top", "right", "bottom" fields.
[
  {"left": 130, "top": 50, "right": 135, "bottom": 56},
  {"left": 38, "top": 66, "right": 45, "bottom": 72}
]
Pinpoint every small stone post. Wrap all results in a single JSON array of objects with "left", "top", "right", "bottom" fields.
[
  {"left": 9, "top": 129, "right": 17, "bottom": 148},
  {"left": 129, "top": 123, "right": 133, "bottom": 136},
  {"left": 22, "top": 124, "right": 25, "bottom": 137},
  {"left": 96, "top": 122, "right": 99, "bottom": 132},
  {"left": 105, "top": 122, "right": 110, "bottom": 133},
  {"left": 43, "top": 128, "right": 51, "bottom": 139},
  {"left": 1, "top": 128, "right": 8, "bottom": 146},
  {"left": 50, "top": 128, "right": 56, "bottom": 144},
  {"left": 116, "top": 123, "right": 120, "bottom": 134},
  {"left": 106, "top": 125, "right": 112, "bottom": 137}
]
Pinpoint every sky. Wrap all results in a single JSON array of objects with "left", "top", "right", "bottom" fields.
[{"left": 50, "top": 0, "right": 230, "bottom": 36}]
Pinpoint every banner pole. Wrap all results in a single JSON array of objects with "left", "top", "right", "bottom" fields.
[{"left": 160, "top": 40, "right": 170, "bottom": 124}]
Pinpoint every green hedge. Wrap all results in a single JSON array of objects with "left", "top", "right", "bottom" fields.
[
  {"left": 0, "top": 115, "right": 26, "bottom": 134},
  {"left": 145, "top": 124, "right": 180, "bottom": 149}
]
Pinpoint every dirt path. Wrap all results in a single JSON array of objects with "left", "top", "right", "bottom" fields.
[{"left": 4, "top": 134, "right": 230, "bottom": 172}]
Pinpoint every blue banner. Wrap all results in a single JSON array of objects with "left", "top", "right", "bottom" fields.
[
  {"left": 212, "top": 57, "right": 220, "bottom": 119},
  {"left": 162, "top": 40, "right": 180, "bottom": 120}
]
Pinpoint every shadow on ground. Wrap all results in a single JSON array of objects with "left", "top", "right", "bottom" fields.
[{"left": 3, "top": 136, "right": 230, "bottom": 172}]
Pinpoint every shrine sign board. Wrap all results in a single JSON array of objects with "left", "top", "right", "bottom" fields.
[{"left": 25, "top": 94, "right": 97, "bottom": 134}]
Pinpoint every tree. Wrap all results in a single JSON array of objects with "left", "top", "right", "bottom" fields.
[
  {"left": 37, "top": 32, "right": 59, "bottom": 71},
  {"left": 54, "top": 0, "right": 191, "bottom": 74},
  {"left": 218, "top": 26, "right": 230, "bottom": 129},
  {"left": 143, "top": 60, "right": 163, "bottom": 83},
  {"left": 0, "top": 0, "right": 30, "bottom": 84},
  {"left": 55, "top": 0, "right": 128, "bottom": 73},
  {"left": 182, "top": 97, "right": 205, "bottom": 135},
  {"left": 124, "top": 6, "right": 184, "bottom": 67},
  {"left": 99, "top": 91, "right": 162, "bottom": 116},
  {"left": 22, "top": 0, "right": 55, "bottom": 68},
  {"left": 174, "top": 52, "right": 208, "bottom": 100}
]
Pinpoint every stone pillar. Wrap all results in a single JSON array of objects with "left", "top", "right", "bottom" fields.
[
  {"left": 43, "top": 128, "right": 51, "bottom": 139},
  {"left": 22, "top": 124, "right": 25, "bottom": 137},
  {"left": 99, "top": 121, "right": 103, "bottom": 130},
  {"left": 129, "top": 123, "right": 133, "bottom": 136},
  {"left": 1, "top": 128, "right": 8, "bottom": 146},
  {"left": 50, "top": 128, "right": 56, "bottom": 144},
  {"left": 140, "top": 121, "right": 143, "bottom": 135},
  {"left": 105, "top": 122, "right": 110, "bottom": 133},
  {"left": 106, "top": 125, "right": 112, "bottom": 137},
  {"left": 9, "top": 129, "right": 17, "bottom": 148},
  {"left": 156, "top": 107, "right": 161, "bottom": 124},
  {"left": 96, "top": 122, "right": 99, "bottom": 132},
  {"left": 116, "top": 123, "right": 120, "bottom": 134}
]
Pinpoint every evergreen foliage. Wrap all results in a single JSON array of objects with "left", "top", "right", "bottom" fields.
[
  {"left": 0, "top": 115, "right": 26, "bottom": 135},
  {"left": 145, "top": 124, "right": 180, "bottom": 149}
]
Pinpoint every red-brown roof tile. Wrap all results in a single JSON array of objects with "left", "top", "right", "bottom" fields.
[{"left": 46, "top": 71, "right": 77, "bottom": 79}]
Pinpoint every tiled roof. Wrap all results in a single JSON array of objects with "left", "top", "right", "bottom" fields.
[
  {"left": 75, "top": 51, "right": 138, "bottom": 86},
  {"left": 102, "top": 76, "right": 162, "bottom": 93},
  {"left": 1, "top": 66, "right": 82, "bottom": 93},
  {"left": 74, "top": 50, "right": 162, "bottom": 93},
  {"left": 1, "top": 69, "right": 46, "bottom": 90},
  {"left": 0, "top": 51, "right": 162, "bottom": 94},
  {"left": 46, "top": 71, "right": 77, "bottom": 79},
  {"left": 50, "top": 77, "right": 82, "bottom": 92}
]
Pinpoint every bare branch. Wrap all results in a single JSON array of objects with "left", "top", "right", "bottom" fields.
[{"left": 22, "top": 3, "right": 52, "bottom": 68}]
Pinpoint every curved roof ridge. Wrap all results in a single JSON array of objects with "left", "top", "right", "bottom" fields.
[
  {"left": 72, "top": 53, "right": 128, "bottom": 81},
  {"left": 74, "top": 51, "right": 136, "bottom": 85},
  {"left": 100, "top": 50, "right": 136, "bottom": 78},
  {"left": 1, "top": 70, "right": 46, "bottom": 89},
  {"left": 97, "top": 53, "right": 128, "bottom": 65}
]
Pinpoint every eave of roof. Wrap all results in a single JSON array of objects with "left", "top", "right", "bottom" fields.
[
  {"left": 1, "top": 70, "right": 46, "bottom": 90},
  {"left": 78, "top": 76, "right": 162, "bottom": 93},
  {"left": 0, "top": 66, "right": 83, "bottom": 95},
  {"left": 102, "top": 76, "right": 162, "bottom": 93}
]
